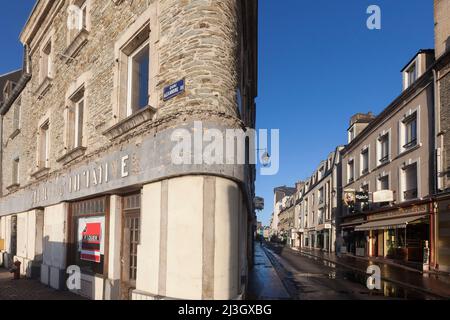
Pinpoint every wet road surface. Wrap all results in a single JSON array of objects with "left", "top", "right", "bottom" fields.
[{"left": 264, "top": 244, "right": 441, "bottom": 300}]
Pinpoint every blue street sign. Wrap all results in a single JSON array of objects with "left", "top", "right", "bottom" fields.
[{"left": 163, "top": 79, "right": 185, "bottom": 101}]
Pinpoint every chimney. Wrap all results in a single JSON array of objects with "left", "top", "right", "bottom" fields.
[
  {"left": 434, "top": 0, "right": 450, "bottom": 59},
  {"left": 348, "top": 112, "right": 376, "bottom": 143}
]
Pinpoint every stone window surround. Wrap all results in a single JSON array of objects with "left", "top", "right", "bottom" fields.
[
  {"left": 32, "top": 112, "right": 52, "bottom": 179},
  {"left": 377, "top": 171, "right": 391, "bottom": 191},
  {"left": 63, "top": 0, "right": 92, "bottom": 64},
  {"left": 403, "top": 55, "right": 422, "bottom": 91},
  {"left": 6, "top": 156, "right": 21, "bottom": 192},
  {"left": 398, "top": 106, "right": 421, "bottom": 155},
  {"left": 376, "top": 128, "right": 392, "bottom": 168},
  {"left": 110, "top": 4, "right": 160, "bottom": 131},
  {"left": 35, "top": 30, "right": 56, "bottom": 99},
  {"left": 360, "top": 145, "right": 370, "bottom": 176},
  {"left": 58, "top": 71, "right": 91, "bottom": 165},
  {"left": 399, "top": 157, "right": 421, "bottom": 202}
]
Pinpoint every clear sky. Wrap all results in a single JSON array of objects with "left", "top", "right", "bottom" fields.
[
  {"left": 256, "top": 0, "right": 434, "bottom": 226},
  {"left": 0, "top": 1, "right": 435, "bottom": 226}
]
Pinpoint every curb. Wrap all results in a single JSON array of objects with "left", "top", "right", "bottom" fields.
[
  {"left": 297, "top": 249, "right": 450, "bottom": 300},
  {"left": 260, "top": 245, "right": 295, "bottom": 300}
]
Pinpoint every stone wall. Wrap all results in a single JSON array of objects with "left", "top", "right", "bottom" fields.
[{"left": 2, "top": 0, "right": 249, "bottom": 203}]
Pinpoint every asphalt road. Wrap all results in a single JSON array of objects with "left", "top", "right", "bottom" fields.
[{"left": 264, "top": 244, "right": 438, "bottom": 300}]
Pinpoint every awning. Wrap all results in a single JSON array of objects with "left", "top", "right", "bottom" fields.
[
  {"left": 354, "top": 215, "right": 428, "bottom": 232},
  {"left": 340, "top": 218, "right": 365, "bottom": 229}
]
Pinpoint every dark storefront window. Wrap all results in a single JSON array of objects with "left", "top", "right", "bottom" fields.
[{"left": 70, "top": 197, "right": 108, "bottom": 275}]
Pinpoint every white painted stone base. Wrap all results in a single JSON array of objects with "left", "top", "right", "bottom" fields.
[
  {"left": 41, "top": 263, "right": 65, "bottom": 290},
  {"left": 70, "top": 273, "right": 105, "bottom": 300}
]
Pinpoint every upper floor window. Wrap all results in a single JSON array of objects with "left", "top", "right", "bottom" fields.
[
  {"left": 348, "top": 159, "right": 355, "bottom": 183},
  {"left": 122, "top": 28, "right": 150, "bottom": 117},
  {"left": 12, "top": 157, "right": 20, "bottom": 186},
  {"left": 67, "top": 87, "right": 85, "bottom": 150},
  {"left": 378, "top": 175, "right": 389, "bottom": 191},
  {"left": 13, "top": 97, "right": 21, "bottom": 132},
  {"left": 378, "top": 133, "right": 390, "bottom": 164},
  {"left": 68, "top": 0, "right": 89, "bottom": 40},
  {"left": 361, "top": 148, "right": 369, "bottom": 175},
  {"left": 405, "top": 63, "right": 417, "bottom": 89},
  {"left": 38, "top": 120, "right": 50, "bottom": 169},
  {"left": 348, "top": 127, "right": 355, "bottom": 143},
  {"left": 402, "top": 162, "right": 418, "bottom": 201},
  {"left": 40, "top": 39, "right": 53, "bottom": 82},
  {"left": 402, "top": 112, "right": 418, "bottom": 150},
  {"left": 318, "top": 188, "right": 324, "bottom": 204}
]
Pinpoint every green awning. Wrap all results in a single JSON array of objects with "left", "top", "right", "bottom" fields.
[{"left": 354, "top": 215, "right": 428, "bottom": 232}]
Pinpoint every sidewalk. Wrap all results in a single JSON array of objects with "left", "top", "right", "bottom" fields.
[
  {"left": 247, "top": 243, "right": 291, "bottom": 300},
  {"left": 0, "top": 268, "right": 86, "bottom": 300},
  {"left": 297, "top": 247, "right": 450, "bottom": 299}
]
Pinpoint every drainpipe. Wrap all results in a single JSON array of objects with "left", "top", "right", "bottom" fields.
[
  {"left": 432, "top": 68, "right": 440, "bottom": 269},
  {"left": 0, "top": 114, "right": 3, "bottom": 197}
]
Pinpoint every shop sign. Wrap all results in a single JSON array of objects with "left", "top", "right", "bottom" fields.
[
  {"left": 367, "top": 203, "right": 428, "bottom": 221},
  {"left": 343, "top": 190, "right": 355, "bottom": 206},
  {"left": 373, "top": 190, "right": 394, "bottom": 203},
  {"left": 78, "top": 217, "right": 105, "bottom": 263},
  {"left": 254, "top": 197, "right": 264, "bottom": 211},
  {"left": 163, "top": 79, "right": 185, "bottom": 101},
  {"left": 355, "top": 192, "right": 369, "bottom": 203}
]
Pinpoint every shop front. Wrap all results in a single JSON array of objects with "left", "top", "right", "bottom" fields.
[
  {"left": 436, "top": 195, "right": 450, "bottom": 272},
  {"left": 355, "top": 202, "right": 432, "bottom": 263},
  {"left": 339, "top": 217, "right": 366, "bottom": 255},
  {"left": 315, "top": 224, "right": 332, "bottom": 252}
]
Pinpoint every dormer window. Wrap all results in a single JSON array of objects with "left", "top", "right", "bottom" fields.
[
  {"left": 348, "top": 127, "right": 355, "bottom": 143},
  {"left": 405, "top": 63, "right": 417, "bottom": 89}
]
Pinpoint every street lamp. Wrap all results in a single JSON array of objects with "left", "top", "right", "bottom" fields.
[{"left": 257, "top": 148, "right": 271, "bottom": 167}]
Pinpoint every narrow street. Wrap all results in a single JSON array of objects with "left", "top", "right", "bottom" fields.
[
  {"left": 260, "top": 243, "right": 442, "bottom": 300},
  {"left": 0, "top": 269, "right": 85, "bottom": 300}
]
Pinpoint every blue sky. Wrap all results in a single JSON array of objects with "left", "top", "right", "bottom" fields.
[
  {"left": 256, "top": 0, "right": 434, "bottom": 225},
  {"left": 0, "top": 1, "right": 435, "bottom": 226}
]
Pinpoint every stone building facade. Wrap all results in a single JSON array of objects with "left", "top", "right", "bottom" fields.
[
  {"left": 340, "top": 49, "right": 437, "bottom": 263},
  {"left": 297, "top": 147, "right": 343, "bottom": 253},
  {"left": 0, "top": 0, "right": 258, "bottom": 300},
  {"left": 433, "top": 0, "right": 450, "bottom": 272}
]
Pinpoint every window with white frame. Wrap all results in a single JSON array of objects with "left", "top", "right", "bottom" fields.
[
  {"left": 361, "top": 148, "right": 369, "bottom": 175},
  {"left": 378, "top": 174, "right": 389, "bottom": 191},
  {"left": 402, "top": 162, "right": 418, "bottom": 201},
  {"left": 318, "top": 187, "right": 324, "bottom": 205},
  {"left": 348, "top": 159, "right": 355, "bottom": 183},
  {"left": 377, "top": 133, "right": 390, "bottom": 164},
  {"left": 117, "top": 25, "right": 151, "bottom": 118},
  {"left": 405, "top": 63, "right": 417, "bottom": 89},
  {"left": 318, "top": 208, "right": 324, "bottom": 225},
  {"left": 401, "top": 112, "right": 418, "bottom": 150},
  {"left": 348, "top": 127, "right": 355, "bottom": 143},
  {"left": 38, "top": 120, "right": 50, "bottom": 169},
  {"left": 67, "top": 87, "right": 85, "bottom": 150}
]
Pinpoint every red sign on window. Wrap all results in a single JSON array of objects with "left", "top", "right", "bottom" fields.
[{"left": 81, "top": 222, "right": 102, "bottom": 263}]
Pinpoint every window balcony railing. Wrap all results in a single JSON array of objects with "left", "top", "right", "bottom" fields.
[
  {"left": 379, "top": 155, "right": 389, "bottom": 164},
  {"left": 403, "top": 139, "right": 417, "bottom": 150},
  {"left": 362, "top": 168, "right": 369, "bottom": 175},
  {"left": 404, "top": 188, "right": 418, "bottom": 200}
]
